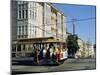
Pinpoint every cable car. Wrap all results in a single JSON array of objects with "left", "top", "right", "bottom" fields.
[
  {"left": 14, "top": 37, "right": 68, "bottom": 65},
  {"left": 33, "top": 38, "right": 68, "bottom": 65}
]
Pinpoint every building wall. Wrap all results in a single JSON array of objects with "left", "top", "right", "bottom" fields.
[
  {"left": 57, "top": 12, "right": 62, "bottom": 38},
  {"left": 76, "top": 39, "right": 95, "bottom": 58},
  {"left": 27, "top": 2, "right": 35, "bottom": 38},
  {"left": 27, "top": 2, "right": 44, "bottom": 38},
  {"left": 51, "top": 8, "right": 57, "bottom": 38},
  {"left": 17, "top": 1, "right": 28, "bottom": 39},
  {"left": 62, "top": 16, "right": 66, "bottom": 41},
  {"left": 75, "top": 38, "right": 84, "bottom": 57},
  {"left": 15, "top": 1, "right": 66, "bottom": 41},
  {"left": 36, "top": 3, "right": 44, "bottom": 37},
  {"left": 83, "top": 42, "right": 95, "bottom": 58},
  {"left": 44, "top": 3, "right": 52, "bottom": 37},
  {"left": 11, "top": 0, "right": 17, "bottom": 41},
  {"left": 78, "top": 38, "right": 84, "bottom": 51}
]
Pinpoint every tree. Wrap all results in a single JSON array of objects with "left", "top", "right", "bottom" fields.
[{"left": 66, "top": 34, "right": 79, "bottom": 58}]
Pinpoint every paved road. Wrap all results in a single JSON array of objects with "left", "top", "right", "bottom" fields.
[{"left": 12, "top": 58, "right": 96, "bottom": 74}]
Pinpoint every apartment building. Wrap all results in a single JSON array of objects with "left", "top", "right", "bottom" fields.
[
  {"left": 12, "top": 1, "right": 66, "bottom": 39},
  {"left": 83, "top": 42, "right": 95, "bottom": 58},
  {"left": 76, "top": 38, "right": 95, "bottom": 58}
]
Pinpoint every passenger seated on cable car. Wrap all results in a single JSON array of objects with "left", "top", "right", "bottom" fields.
[
  {"left": 43, "top": 46, "right": 47, "bottom": 62},
  {"left": 48, "top": 44, "right": 53, "bottom": 63},
  {"left": 33, "top": 46, "right": 36, "bottom": 62},
  {"left": 46, "top": 46, "right": 50, "bottom": 63},
  {"left": 57, "top": 47, "right": 61, "bottom": 61},
  {"left": 52, "top": 46, "right": 56, "bottom": 62},
  {"left": 55, "top": 46, "right": 60, "bottom": 63},
  {"left": 39, "top": 47, "right": 44, "bottom": 60},
  {"left": 59, "top": 46, "right": 63, "bottom": 60}
]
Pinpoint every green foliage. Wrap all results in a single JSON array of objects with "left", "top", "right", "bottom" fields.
[{"left": 66, "top": 34, "right": 79, "bottom": 56}]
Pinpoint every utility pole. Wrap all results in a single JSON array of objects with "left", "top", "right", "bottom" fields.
[{"left": 72, "top": 19, "right": 76, "bottom": 35}]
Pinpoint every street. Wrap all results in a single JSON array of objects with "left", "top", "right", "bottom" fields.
[{"left": 12, "top": 58, "right": 96, "bottom": 74}]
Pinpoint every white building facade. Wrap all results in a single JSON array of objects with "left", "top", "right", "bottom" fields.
[
  {"left": 76, "top": 38, "right": 95, "bottom": 58},
  {"left": 16, "top": 1, "right": 66, "bottom": 40}
]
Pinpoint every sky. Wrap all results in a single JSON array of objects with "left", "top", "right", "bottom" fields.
[{"left": 53, "top": 3, "right": 96, "bottom": 44}]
